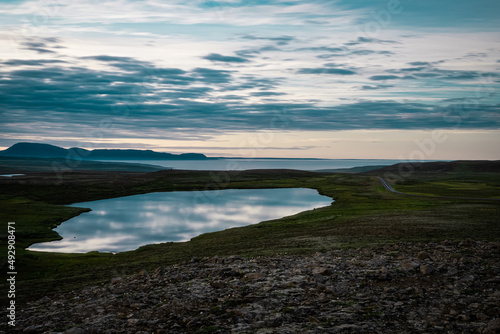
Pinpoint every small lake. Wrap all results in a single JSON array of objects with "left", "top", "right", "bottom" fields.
[{"left": 29, "top": 188, "right": 332, "bottom": 253}]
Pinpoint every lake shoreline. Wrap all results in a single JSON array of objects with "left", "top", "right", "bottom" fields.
[{"left": 29, "top": 188, "right": 332, "bottom": 253}]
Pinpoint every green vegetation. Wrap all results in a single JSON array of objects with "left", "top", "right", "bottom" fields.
[
  {"left": 392, "top": 173, "right": 500, "bottom": 199},
  {"left": 1, "top": 163, "right": 499, "bottom": 305},
  {"left": 369, "top": 160, "right": 500, "bottom": 199}
]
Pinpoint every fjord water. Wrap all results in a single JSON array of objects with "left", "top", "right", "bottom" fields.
[
  {"left": 29, "top": 188, "right": 332, "bottom": 253},
  {"left": 99, "top": 158, "right": 406, "bottom": 171}
]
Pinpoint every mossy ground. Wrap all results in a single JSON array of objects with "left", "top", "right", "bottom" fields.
[{"left": 1, "top": 168, "right": 499, "bottom": 305}]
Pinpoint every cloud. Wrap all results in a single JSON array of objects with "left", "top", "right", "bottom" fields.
[
  {"left": 192, "top": 67, "right": 234, "bottom": 83},
  {"left": 298, "top": 46, "right": 345, "bottom": 53},
  {"left": 83, "top": 55, "right": 144, "bottom": 63},
  {"left": 0, "top": 0, "right": 358, "bottom": 28},
  {"left": 336, "top": 0, "right": 500, "bottom": 28},
  {"left": 283, "top": 101, "right": 500, "bottom": 130},
  {"left": 241, "top": 34, "right": 296, "bottom": 45},
  {"left": 368, "top": 75, "right": 400, "bottom": 81},
  {"left": 19, "top": 37, "right": 65, "bottom": 55},
  {"left": 408, "top": 61, "right": 432, "bottom": 66},
  {"left": 297, "top": 68, "right": 356, "bottom": 75},
  {"left": 398, "top": 67, "right": 427, "bottom": 72},
  {"left": 222, "top": 76, "right": 282, "bottom": 92},
  {"left": 463, "top": 52, "right": 488, "bottom": 58},
  {"left": 351, "top": 50, "right": 393, "bottom": 56},
  {"left": 431, "top": 69, "right": 498, "bottom": 81},
  {"left": 0, "top": 61, "right": 234, "bottom": 121},
  {"left": 361, "top": 84, "right": 394, "bottom": 90},
  {"left": 1, "top": 45, "right": 498, "bottom": 144},
  {"left": 1, "top": 59, "right": 68, "bottom": 66},
  {"left": 22, "top": 45, "right": 57, "bottom": 54},
  {"left": 345, "top": 37, "right": 400, "bottom": 46},
  {"left": 202, "top": 53, "right": 251, "bottom": 63},
  {"left": 250, "top": 91, "right": 286, "bottom": 97},
  {"left": 387, "top": 65, "right": 500, "bottom": 81},
  {"left": 82, "top": 55, "right": 160, "bottom": 73},
  {"left": 2, "top": 55, "right": 497, "bottom": 137},
  {"left": 312, "top": 47, "right": 394, "bottom": 59}
]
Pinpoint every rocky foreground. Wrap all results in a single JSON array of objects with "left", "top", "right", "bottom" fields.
[{"left": 5, "top": 240, "right": 500, "bottom": 334}]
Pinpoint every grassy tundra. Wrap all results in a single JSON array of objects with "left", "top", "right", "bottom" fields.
[{"left": 1, "top": 160, "right": 499, "bottom": 304}]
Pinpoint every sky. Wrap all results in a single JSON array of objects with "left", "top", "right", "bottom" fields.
[{"left": 0, "top": 0, "right": 499, "bottom": 159}]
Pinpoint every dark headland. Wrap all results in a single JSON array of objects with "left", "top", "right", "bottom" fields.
[{"left": 0, "top": 142, "right": 212, "bottom": 160}]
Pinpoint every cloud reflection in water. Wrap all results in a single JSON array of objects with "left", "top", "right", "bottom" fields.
[{"left": 29, "top": 188, "right": 332, "bottom": 253}]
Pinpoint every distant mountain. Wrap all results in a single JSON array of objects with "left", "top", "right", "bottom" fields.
[{"left": 0, "top": 143, "right": 211, "bottom": 160}]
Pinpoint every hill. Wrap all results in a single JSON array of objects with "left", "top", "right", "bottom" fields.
[
  {"left": 365, "top": 160, "right": 500, "bottom": 174},
  {"left": 0, "top": 142, "right": 211, "bottom": 160}
]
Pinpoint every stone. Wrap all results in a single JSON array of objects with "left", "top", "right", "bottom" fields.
[
  {"left": 485, "top": 319, "right": 500, "bottom": 334},
  {"left": 63, "top": 328, "right": 85, "bottom": 334},
  {"left": 420, "top": 264, "right": 436, "bottom": 275},
  {"left": 110, "top": 276, "right": 123, "bottom": 285},
  {"left": 313, "top": 273, "right": 327, "bottom": 284},
  {"left": 244, "top": 272, "right": 265, "bottom": 280},
  {"left": 417, "top": 251, "right": 432, "bottom": 260},
  {"left": 210, "top": 280, "right": 225, "bottom": 289},
  {"left": 469, "top": 303, "right": 480, "bottom": 309},
  {"left": 152, "top": 267, "right": 163, "bottom": 278},
  {"left": 128, "top": 319, "right": 140, "bottom": 326},
  {"left": 23, "top": 325, "right": 44, "bottom": 333},
  {"left": 308, "top": 316, "right": 319, "bottom": 323},
  {"left": 401, "top": 260, "right": 420, "bottom": 271}
]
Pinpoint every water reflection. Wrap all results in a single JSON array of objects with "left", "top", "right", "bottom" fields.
[{"left": 29, "top": 188, "right": 332, "bottom": 253}]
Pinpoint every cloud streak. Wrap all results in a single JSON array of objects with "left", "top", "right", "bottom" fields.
[
  {"left": 203, "top": 53, "right": 251, "bottom": 63},
  {"left": 1, "top": 54, "right": 498, "bottom": 138}
]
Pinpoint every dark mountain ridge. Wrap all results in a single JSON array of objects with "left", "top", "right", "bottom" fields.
[{"left": 0, "top": 142, "right": 211, "bottom": 160}]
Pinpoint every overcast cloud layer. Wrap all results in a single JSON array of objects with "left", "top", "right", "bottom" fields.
[{"left": 0, "top": 0, "right": 499, "bottom": 157}]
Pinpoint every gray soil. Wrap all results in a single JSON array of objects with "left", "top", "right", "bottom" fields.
[{"left": 4, "top": 240, "right": 500, "bottom": 334}]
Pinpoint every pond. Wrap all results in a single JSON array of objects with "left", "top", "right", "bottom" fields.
[{"left": 28, "top": 188, "right": 332, "bottom": 253}]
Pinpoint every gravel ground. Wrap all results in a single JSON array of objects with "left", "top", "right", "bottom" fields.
[{"left": 3, "top": 240, "right": 500, "bottom": 334}]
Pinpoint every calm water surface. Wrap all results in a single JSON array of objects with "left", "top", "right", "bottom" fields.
[
  {"left": 29, "top": 188, "right": 332, "bottom": 253},
  {"left": 99, "top": 158, "right": 408, "bottom": 171}
]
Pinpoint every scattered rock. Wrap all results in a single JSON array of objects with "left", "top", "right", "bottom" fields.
[
  {"left": 3, "top": 240, "right": 499, "bottom": 334},
  {"left": 417, "top": 251, "right": 432, "bottom": 260},
  {"left": 485, "top": 318, "right": 500, "bottom": 334},
  {"left": 63, "top": 328, "right": 85, "bottom": 334},
  {"left": 420, "top": 264, "right": 436, "bottom": 275},
  {"left": 110, "top": 276, "right": 123, "bottom": 285},
  {"left": 400, "top": 260, "right": 420, "bottom": 271}
]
